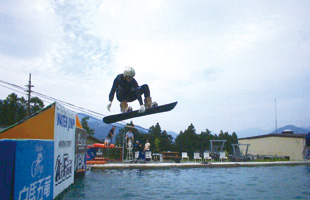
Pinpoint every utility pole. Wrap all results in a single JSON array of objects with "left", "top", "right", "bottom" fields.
[{"left": 25, "top": 73, "right": 34, "bottom": 117}]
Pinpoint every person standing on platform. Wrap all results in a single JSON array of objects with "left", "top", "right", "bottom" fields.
[
  {"left": 108, "top": 126, "right": 116, "bottom": 143},
  {"left": 144, "top": 139, "right": 150, "bottom": 152},
  {"left": 135, "top": 140, "right": 145, "bottom": 163},
  {"left": 125, "top": 128, "right": 134, "bottom": 149},
  {"left": 104, "top": 126, "right": 115, "bottom": 146}
]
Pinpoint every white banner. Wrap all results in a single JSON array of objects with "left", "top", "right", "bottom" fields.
[{"left": 53, "top": 103, "right": 76, "bottom": 198}]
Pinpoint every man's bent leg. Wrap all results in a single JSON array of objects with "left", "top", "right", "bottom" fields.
[
  {"left": 120, "top": 101, "right": 132, "bottom": 113},
  {"left": 134, "top": 84, "right": 150, "bottom": 98},
  {"left": 134, "top": 84, "right": 157, "bottom": 108}
]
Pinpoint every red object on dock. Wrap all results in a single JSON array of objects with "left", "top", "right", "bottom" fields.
[{"left": 86, "top": 160, "right": 107, "bottom": 165}]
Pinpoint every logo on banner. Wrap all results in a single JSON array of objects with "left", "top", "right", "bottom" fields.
[
  {"left": 75, "top": 154, "right": 86, "bottom": 172},
  {"left": 31, "top": 144, "right": 45, "bottom": 178},
  {"left": 55, "top": 153, "right": 73, "bottom": 186},
  {"left": 78, "top": 133, "right": 86, "bottom": 147},
  {"left": 56, "top": 113, "right": 75, "bottom": 131},
  {"left": 18, "top": 176, "right": 52, "bottom": 200}
]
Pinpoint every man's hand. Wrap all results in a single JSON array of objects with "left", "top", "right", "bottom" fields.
[
  {"left": 139, "top": 105, "right": 146, "bottom": 113},
  {"left": 107, "top": 101, "right": 112, "bottom": 111}
]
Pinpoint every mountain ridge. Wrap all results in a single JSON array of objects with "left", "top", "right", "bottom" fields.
[
  {"left": 237, "top": 125, "right": 309, "bottom": 138},
  {"left": 77, "top": 113, "right": 309, "bottom": 141},
  {"left": 77, "top": 113, "right": 149, "bottom": 141}
]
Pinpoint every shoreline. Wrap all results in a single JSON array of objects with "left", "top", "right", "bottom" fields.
[{"left": 88, "top": 160, "right": 310, "bottom": 170}]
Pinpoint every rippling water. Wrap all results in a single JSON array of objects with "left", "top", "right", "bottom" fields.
[{"left": 62, "top": 165, "right": 310, "bottom": 200}]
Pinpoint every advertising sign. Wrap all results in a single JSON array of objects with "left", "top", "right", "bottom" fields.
[
  {"left": 86, "top": 148, "right": 98, "bottom": 161},
  {"left": 14, "top": 140, "right": 54, "bottom": 200},
  {"left": 53, "top": 103, "right": 76, "bottom": 198},
  {"left": 75, "top": 127, "right": 87, "bottom": 178}
]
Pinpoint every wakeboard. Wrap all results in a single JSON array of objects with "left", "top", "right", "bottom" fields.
[{"left": 103, "top": 101, "right": 178, "bottom": 124}]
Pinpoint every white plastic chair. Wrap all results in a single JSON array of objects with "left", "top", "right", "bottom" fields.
[
  {"left": 181, "top": 152, "right": 189, "bottom": 161},
  {"left": 145, "top": 151, "right": 152, "bottom": 161},
  {"left": 220, "top": 151, "right": 228, "bottom": 162},
  {"left": 203, "top": 152, "right": 212, "bottom": 162},
  {"left": 194, "top": 152, "right": 202, "bottom": 162}
]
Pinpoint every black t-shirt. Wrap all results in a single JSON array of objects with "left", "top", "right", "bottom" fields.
[
  {"left": 107, "top": 128, "right": 114, "bottom": 139},
  {"left": 135, "top": 143, "right": 143, "bottom": 151}
]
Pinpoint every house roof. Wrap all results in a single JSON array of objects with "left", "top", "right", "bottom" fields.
[
  {"left": 87, "top": 135, "right": 102, "bottom": 143},
  {"left": 239, "top": 133, "right": 307, "bottom": 140},
  {"left": 282, "top": 129, "right": 294, "bottom": 133}
]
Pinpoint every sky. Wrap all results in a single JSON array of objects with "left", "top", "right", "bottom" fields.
[{"left": 1, "top": 0, "right": 310, "bottom": 137}]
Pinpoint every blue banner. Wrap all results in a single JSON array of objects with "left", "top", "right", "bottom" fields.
[
  {"left": 14, "top": 140, "right": 54, "bottom": 200},
  {"left": 0, "top": 140, "right": 16, "bottom": 200}
]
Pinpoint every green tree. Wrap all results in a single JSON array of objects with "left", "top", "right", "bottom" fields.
[
  {"left": 148, "top": 123, "right": 174, "bottom": 152},
  {"left": 154, "top": 138, "right": 160, "bottom": 152},
  {"left": 174, "top": 125, "right": 239, "bottom": 157},
  {"left": 0, "top": 93, "right": 45, "bottom": 126},
  {"left": 198, "top": 129, "right": 213, "bottom": 151},
  {"left": 217, "top": 130, "right": 238, "bottom": 154},
  {"left": 175, "top": 124, "right": 199, "bottom": 158},
  {"left": 81, "top": 116, "right": 95, "bottom": 135},
  {"left": 29, "top": 97, "right": 44, "bottom": 113}
]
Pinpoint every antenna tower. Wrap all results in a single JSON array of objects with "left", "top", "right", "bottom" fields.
[{"left": 275, "top": 98, "right": 278, "bottom": 134}]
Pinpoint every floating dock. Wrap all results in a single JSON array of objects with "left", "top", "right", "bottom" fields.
[{"left": 88, "top": 160, "right": 310, "bottom": 170}]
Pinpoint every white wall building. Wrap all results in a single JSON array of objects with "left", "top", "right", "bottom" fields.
[{"left": 239, "top": 132, "right": 307, "bottom": 161}]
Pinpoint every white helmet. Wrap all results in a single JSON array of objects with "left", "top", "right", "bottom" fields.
[{"left": 124, "top": 66, "right": 135, "bottom": 77}]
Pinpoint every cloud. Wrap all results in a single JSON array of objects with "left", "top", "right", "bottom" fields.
[
  {"left": 0, "top": 0, "right": 309, "bottom": 135},
  {"left": 0, "top": 0, "right": 60, "bottom": 58}
]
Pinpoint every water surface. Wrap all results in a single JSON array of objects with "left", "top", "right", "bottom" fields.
[{"left": 62, "top": 165, "right": 310, "bottom": 200}]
